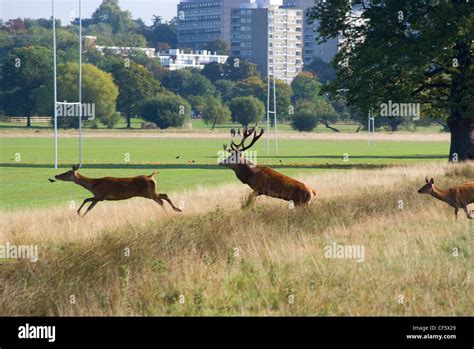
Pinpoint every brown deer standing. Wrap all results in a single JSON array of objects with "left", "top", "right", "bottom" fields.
[
  {"left": 219, "top": 125, "right": 317, "bottom": 207},
  {"left": 418, "top": 177, "right": 474, "bottom": 220},
  {"left": 54, "top": 164, "right": 182, "bottom": 217}
]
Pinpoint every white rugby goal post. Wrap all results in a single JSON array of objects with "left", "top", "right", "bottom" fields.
[
  {"left": 368, "top": 109, "right": 375, "bottom": 147},
  {"left": 52, "top": 0, "right": 83, "bottom": 169}
]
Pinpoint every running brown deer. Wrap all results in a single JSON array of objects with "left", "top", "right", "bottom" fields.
[
  {"left": 54, "top": 164, "right": 182, "bottom": 217},
  {"left": 219, "top": 125, "right": 317, "bottom": 207},
  {"left": 418, "top": 177, "right": 474, "bottom": 220}
]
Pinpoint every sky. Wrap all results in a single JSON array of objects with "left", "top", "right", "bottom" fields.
[{"left": 0, "top": 0, "right": 179, "bottom": 25}]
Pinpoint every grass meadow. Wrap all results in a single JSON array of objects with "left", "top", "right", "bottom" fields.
[{"left": 0, "top": 128, "right": 472, "bottom": 316}]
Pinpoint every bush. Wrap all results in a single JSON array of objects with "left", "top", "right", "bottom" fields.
[
  {"left": 139, "top": 93, "right": 191, "bottom": 129},
  {"left": 291, "top": 109, "right": 318, "bottom": 131}
]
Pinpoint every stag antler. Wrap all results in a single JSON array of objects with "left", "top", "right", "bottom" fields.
[
  {"left": 223, "top": 124, "right": 263, "bottom": 153},
  {"left": 229, "top": 124, "right": 264, "bottom": 152}
]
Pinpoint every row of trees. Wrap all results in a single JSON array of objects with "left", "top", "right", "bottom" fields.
[
  {"left": 3, "top": 0, "right": 459, "bottom": 136},
  {"left": 0, "top": 28, "right": 340, "bottom": 131},
  {"left": 0, "top": 0, "right": 345, "bottom": 131}
]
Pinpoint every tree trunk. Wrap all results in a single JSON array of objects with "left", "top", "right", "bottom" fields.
[
  {"left": 126, "top": 113, "right": 131, "bottom": 129},
  {"left": 26, "top": 113, "right": 31, "bottom": 128},
  {"left": 448, "top": 41, "right": 473, "bottom": 162},
  {"left": 319, "top": 120, "right": 340, "bottom": 132},
  {"left": 447, "top": 118, "right": 474, "bottom": 162}
]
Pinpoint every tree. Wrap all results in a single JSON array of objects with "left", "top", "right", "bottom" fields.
[
  {"left": 54, "top": 63, "right": 119, "bottom": 128},
  {"left": 215, "top": 79, "right": 236, "bottom": 102},
  {"left": 160, "top": 69, "right": 216, "bottom": 98},
  {"left": 223, "top": 57, "right": 260, "bottom": 81},
  {"left": 313, "top": 98, "right": 339, "bottom": 131},
  {"left": 187, "top": 95, "right": 207, "bottom": 116},
  {"left": 290, "top": 99, "right": 338, "bottom": 132},
  {"left": 110, "top": 61, "right": 160, "bottom": 128},
  {"left": 91, "top": 0, "right": 133, "bottom": 34},
  {"left": 233, "top": 76, "right": 266, "bottom": 101},
  {"left": 139, "top": 93, "right": 191, "bottom": 129},
  {"left": 0, "top": 46, "right": 52, "bottom": 127},
  {"left": 202, "top": 96, "right": 231, "bottom": 129},
  {"left": 146, "top": 17, "right": 177, "bottom": 49},
  {"left": 201, "top": 62, "right": 225, "bottom": 83},
  {"left": 308, "top": 0, "right": 474, "bottom": 161},
  {"left": 228, "top": 96, "right": 265, "bottom": 127},
  {"left": 305, "top": 56, "right": 336, "bottom": 84},
  {"left": 203, "top": 38, "right": 229, "bottom": 55},
  {"left": 291, "top": 72, "right": 322, "bottom": 104}
]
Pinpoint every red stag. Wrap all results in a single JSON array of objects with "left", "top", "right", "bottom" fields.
[{"left": 219, "top": 125, "right": 317, "bottom": 207}]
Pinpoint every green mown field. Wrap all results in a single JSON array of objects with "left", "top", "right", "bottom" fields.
[
  {"left": 0, "top": 135, "right": 449, "bottom": 209},
  {"left": 0, "top": 118, "right": 446, "bottom": 133}
]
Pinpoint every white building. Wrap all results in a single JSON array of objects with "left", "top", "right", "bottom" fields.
[
  {"left": 157, "top": 49, "right": 229, "bottom": 70},
  {"left": 95, "top": 45, "right": 156, "bottom": 58}
]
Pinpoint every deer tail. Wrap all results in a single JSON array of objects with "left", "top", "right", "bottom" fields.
[
  {"left": 311, "top": 187, "right": 317, "bottom": 196},
  {"left": 148, "top": 171, "right": 159, "bottom": 177}
]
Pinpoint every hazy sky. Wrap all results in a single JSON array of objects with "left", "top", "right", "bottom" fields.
[{"left": 1, "top": 0, "right": 179, "bottom": 25}]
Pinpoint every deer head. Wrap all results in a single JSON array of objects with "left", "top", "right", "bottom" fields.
[
  {"left": 219, "top": 124, "right": 264, "bottom": 170},
  {"left": 418, "top": 177, "right": 435, "bottom": 194},
  {"left": 55, "top": 164, "right": 80, "bottom": 182}
]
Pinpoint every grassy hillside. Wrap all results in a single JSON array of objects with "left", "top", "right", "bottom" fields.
[{"left": 0, "top": 163, "right": 472, "bottom": 316}]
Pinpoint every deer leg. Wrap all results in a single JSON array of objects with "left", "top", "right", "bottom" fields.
[
  {"left": 455, "top": 207, "right": 460, "bottom": 221},
  {"left": 157, "top": 194, "right": 182, "bottom": 212},
  {"left": 462, "top": 206, "right": 474, "bottom": 220},
  {"left": 152, "top": 197, "right": 169, "bottom": 215},
  {"left": 81, "top": 200, "right": 99, "bottom": 217},
  {"left": 77, "top": 197, "right": 95, "bottom": 216},
  {"left": 242, "top": 191, "right": 259, "bottom": 208}
]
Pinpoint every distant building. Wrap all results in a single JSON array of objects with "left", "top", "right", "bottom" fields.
[
  {"left": 230, "top": 1, "right": 303, "bottom": 83},
  {"left": 177, "top": 0, "right": 252, "bottom": 50},
  {"left": 95, "top": 45, "right": 156, "bottom": 58},
  {"left": 283, "top": 0, "right": 338, "bottom": 65},
  {"left": 158, "top": 49, "right": 228, "bottom": 70}
]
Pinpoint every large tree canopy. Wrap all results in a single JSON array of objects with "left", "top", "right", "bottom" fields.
[
  {"left": 0, "top": 45, "right": 52, "bottom": 126},
  {"left": 110, "top": 61, "right": 160, "bottom": 128},
  {"left": 308, "top": 0, "right": 473, "bottom": 160},
  {"left": 54, "top": 63, "right": 120, "bottom": 128}
]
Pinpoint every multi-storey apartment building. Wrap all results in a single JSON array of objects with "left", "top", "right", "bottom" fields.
[
  {"left": 230, "top": 1, "right": 303, "bottom": 83},
  {"left": 177, "top": 0, "right": 252, "bottom": 50},
  {"left": 283, "top": 0, "right": 338, "bottom": 65}
]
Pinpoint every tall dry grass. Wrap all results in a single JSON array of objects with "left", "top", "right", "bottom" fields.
[{"left": 0, "top": 163, "right": 472, "bottom": 315}]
